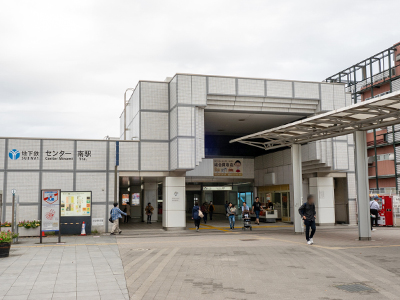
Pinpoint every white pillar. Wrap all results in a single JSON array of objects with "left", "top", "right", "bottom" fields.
[
  {"left": 309, "top": 177, "right": 335, "bottom": 226},
  {"left": 354, "top": 131, "right": 371, "bottom": 240},
  {"left": 163, "top": 177, "right": 186, "bottom": 230},
  {"left": 291, "top": 144, "right": 303, "bottom": 233},
  {"left": 144, "top": 182, "right": 158, "bottom": 223}
]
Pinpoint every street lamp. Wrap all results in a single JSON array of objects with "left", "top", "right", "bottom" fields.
[{"left": 124, "top": 88, "right": 135, "bottom": 140}]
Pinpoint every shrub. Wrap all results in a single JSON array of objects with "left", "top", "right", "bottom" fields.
[{"left": 0, "top": 230, "right": 19, "bottom": 243}]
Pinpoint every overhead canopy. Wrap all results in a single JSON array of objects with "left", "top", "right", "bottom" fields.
[{"left": 230, "top": 90, "right": 400, "bottom": 150}]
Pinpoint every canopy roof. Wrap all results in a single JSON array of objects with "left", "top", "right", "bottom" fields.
[{"left": 230, "top": 90, "right": 400, "bottom": 151}]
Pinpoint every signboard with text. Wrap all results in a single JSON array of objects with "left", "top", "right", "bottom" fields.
[
  {"left": 61, "top": 191, "right": 92, "bottom": 216},
  {"left": 213, "top": 158, "right": 243, "bottom": 176},
  {"left": 41, "top": 189, "right": 60, "bottom": 231},
  {"left": 122, "top": 194, "right": 129, "bottom": 205},
  {"left": 132, "top": 193, "right": 140, "bottom": 206}
]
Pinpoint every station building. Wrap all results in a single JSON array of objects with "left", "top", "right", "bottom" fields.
[
  {"left": 2, "top": 41, "right": 399, "bottom": 233},
  {"left": 0, "top": 74, "right": 357, "bottom": 232}
]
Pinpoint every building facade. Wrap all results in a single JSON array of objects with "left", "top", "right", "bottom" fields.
[{"left": 325, "top": 41, "right": 400, "bottom": 195}]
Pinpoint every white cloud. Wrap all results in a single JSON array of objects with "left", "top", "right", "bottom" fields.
[{"left": 0, "top": 0, "right": 399, "bottom": 138}]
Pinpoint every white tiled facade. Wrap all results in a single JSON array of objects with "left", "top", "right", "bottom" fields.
[
  {"left": 0, "top": 138, "right": 137, "bottom": 233},
  {"left": 0, "top": 74, "right": 360, "bottom": 231}
]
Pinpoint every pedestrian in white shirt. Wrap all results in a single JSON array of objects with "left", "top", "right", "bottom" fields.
[{"left": 370, "top": 197, "right": 380, "bottom": 230}]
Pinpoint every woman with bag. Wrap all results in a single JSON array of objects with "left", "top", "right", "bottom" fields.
[
  {"left": 145, "top": 202, "right": 154, "bottom": 224},
  {"left": 192, "top": 201, "right": 202, "bottom": 232},
  {"left": 227, "top": 203, "right": 237, "bottom": 230}
]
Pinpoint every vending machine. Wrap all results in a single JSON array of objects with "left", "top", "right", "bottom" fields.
[{"left": 378, "top": 196, "right": 393, "bottom": 226}]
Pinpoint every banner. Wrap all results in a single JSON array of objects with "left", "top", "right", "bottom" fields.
[
  {"left": 213, "top": 158, "right": 243, "bottom": 176},
  {"left": 61, "top": 191, "right": 91, "bottom": 216},
  {"left": 41, "top": 190, "right": 60, "bottom": 231}
]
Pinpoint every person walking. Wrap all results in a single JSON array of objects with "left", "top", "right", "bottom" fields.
[
  {"left": 145, "top": 202, "right": 154, "bottom": 224},
  {"left": 124, "top": 202, "right": 131, "bottom": 223},
  {"left": 209, "top": 202, "right": 215, "bottom": 221},
  {"left": 227, "top": 203, "right": 237, "bottom": 230},
  {"left": 201, "top": 202, "right": 209, "bottom": 224},
  {"left": 298, "top": 195, "right": 316, "bottom": 245},
  {"left": 110, "top": 203, "right": 127, "bottom": 235},
  {"left": 370, "top": 196, "right": 380, "bottom": 231},
  {"left": 252, "top": 197, "right": 263, "bottom": 225},
  {"left": 192, "top": 201, "right": 201, "bottom": 232}
]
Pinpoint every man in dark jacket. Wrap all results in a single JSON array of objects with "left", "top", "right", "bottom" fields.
[{"left": 298, "top": 195, "right": 316, "bottom": 245}]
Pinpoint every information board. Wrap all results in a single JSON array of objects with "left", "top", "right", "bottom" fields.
[
  {"left": 41, "top": 189, "right": 60, "bottom": 231},
  {"left": 61, "top": 191, "right": 91, "bottom": 216}
]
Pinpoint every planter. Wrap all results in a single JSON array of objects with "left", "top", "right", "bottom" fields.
[
  {"left": 1, "top": 227, "right": 12, "bottom": 233},
  {"left": 0, "top": 242, "right": 11, "bottom": 258},
  {"left": 17, "top": 227, "right": 40, "bottom": 237}
]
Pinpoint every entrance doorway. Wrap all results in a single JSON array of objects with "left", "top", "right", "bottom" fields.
[{"left": 259, "top": 185, "right": 290, "bottom": 222}]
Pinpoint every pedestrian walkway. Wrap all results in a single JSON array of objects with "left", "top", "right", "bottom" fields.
[
  {"left": 0, "top": 236, "right": 128, "bottom": 300},
  {"left": 2, "top": 226, "right": 400, "bottom": 299}
]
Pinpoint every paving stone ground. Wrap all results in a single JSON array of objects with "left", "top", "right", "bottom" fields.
[{"left": 2, "top": 220, "right": 400, "bottom": 300}]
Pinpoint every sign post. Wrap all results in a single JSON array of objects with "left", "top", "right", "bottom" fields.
[{"left": 40, "top": 189, "right": 61, "bottom": 244}]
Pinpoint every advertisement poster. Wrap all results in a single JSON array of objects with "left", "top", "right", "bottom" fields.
[
  {"left": 122, "top": 194, "right": 129, "bottom": 205},
  {"left": 61, "top": 191, "right": 91, "bottom": 216},
  {"left": 132, "top": 193, "right": 140, "bottom": 206},
  {"left": 213, "top": 158, "right": 243, "bottom": 176},
  {"left": 41, "top": 190, "right": 60, "bottom": 231}
]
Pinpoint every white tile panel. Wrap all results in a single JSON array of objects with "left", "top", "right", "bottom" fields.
[
  {"left": 271, "top": 151, "right": 283, "bottom": 167},
  {"left": 238, "top": 79, "right": 264, "bottom": 96},
  {"left": 178, "top": 138, "right": 195, "bottom": 169},
  {"left": 170, "top": 77, "right": 177, "bottom": 109},
  {"left": 140, "top": 82, "right": 169, "bottom": 111},
  {"left": 42, "top": 172, "right": 73, "bottom": 191},
  {"left": 76, "top": 173, "right": 107, "bottom": 203},
  {"left": 208, "top": 77, "right": 236, "bottom": 95},
  {"left": 195, "top": 108, "right": 205, "bottom": 165},
  {"left": 186, "top": 158, "right": 213, "bottom": 176},
  {"left": 170, "top": 107, "right": 178, "bottom": 139},
  {"left": 170, "top": 139, "right": 178, "bottom": 170},
  {"left": 76, "top": 141, "right": 107, "bottom": 170},
  {"left": 348, "top": 145, "right": 355, "bottom": 171},
  {"left": 266, "top": 80, "right": 292, "bottom": 98},
  {"left": 294, "top": 82, "right": 319, "bottom": 99},
  {"left": 347, "top": 173, "right": 356, "bottom": 199},
  {"left": 118, "top": 142, "right": 139, "bottom": 171},
  {"left": 7, "top": 139, "right": 40, "bottom": 170},
  {"left": 254, "top": 156, "right": 263, "bottom": 170},
  {"left": 177, "top": 75, "right": 192, "bottom": 105},
  {"left": 263, "top": 154, "right": 271, "bottom": 169},
  {"left": 7, "top": 172, "right": 39, "bottom": 203},
  {"left": 333, "top": 141, "right": 349, "bottom": 170},
  {"left": 141, "top": 142, "right": 169, "bottom": 171},
  {"left": 109, "top": 141, "right": 116, "bottom": 170},
  {"left": 0, "top": 139, "right": 4, "bottom": 169},
  {"left": 333, "top": 84, "right": 346, "bottom": 109},
  {"left": 42, "top": 140, "right": 74, "bottom": 170},
  {"left": 140, "top": 112, "right": 169, "bottom": 140},
  {"left": 178, "top": 107, "right": 194, "bottom": 136},
  {"left": 18, "top": 206, "right": 38, "bottom": 222},
  {"left": 283, "top": 149, "right": 291, "bottom": 165},
  {"left": 192, "top": 76, "right": 207, "bottom": 106}
]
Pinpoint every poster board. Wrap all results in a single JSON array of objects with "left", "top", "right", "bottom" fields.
[
  {"left": 213, "top": 158, "right": 243, "bottom": 176},
  {"left": 41, "top": 189, "right": 61, "bottom": 232},
  {"left": 122, "top": 194, "right": 129, "bottom": 205},
  {"left": 132, "top": 193, "right": 140, "bottom": 206},
  {"left": 61, "top": 191, "right": 91, "bottom": 216}
]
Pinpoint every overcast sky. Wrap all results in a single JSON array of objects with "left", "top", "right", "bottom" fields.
[{"left": 0, "top": 0, "right": 399, "bottom": 139}]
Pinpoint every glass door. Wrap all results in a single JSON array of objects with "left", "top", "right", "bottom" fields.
[{"left": 281, "top": 192, "right": 290, "bottom": 222}]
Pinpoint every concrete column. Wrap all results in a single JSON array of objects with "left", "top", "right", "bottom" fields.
[
  {"left": 291, "top": 144, "right": 303, "bottom": 233},
  {"left": 309, "top": 177, "right": 335, "bottom": 226},
  {"left": 163, "top": 177, "right": 186, "bottom": 230},
  {"left": 143, "top": 182, "right": 158, "bottom": 223},
  {"left": 354, "top": 131, "right": 371, "bottom": 240}
]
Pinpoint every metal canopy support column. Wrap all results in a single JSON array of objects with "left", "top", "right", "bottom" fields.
[
  {"left": 291, "top": 144, "right": 303, "bottom": 234},
  {"left": 354, "top": 131, "right": 371, "bottom": 240}
]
